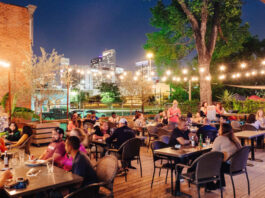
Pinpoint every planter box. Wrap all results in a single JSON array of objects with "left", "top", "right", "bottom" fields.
[{"left": 27, "top": 122, "right": 60, "bottom": 146}]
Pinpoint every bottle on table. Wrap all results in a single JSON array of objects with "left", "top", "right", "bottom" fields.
[
  {"left": 4, "top": 151, "right": 9, "bottom": 168},
  {"left": 199, "top": 134, "right": 203, "bottom": 148}
]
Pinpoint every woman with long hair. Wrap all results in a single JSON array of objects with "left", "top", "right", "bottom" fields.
[
  {"left": 212, "top": 123, "right": 241, "bottom": 188},
  {"left": 200, "top": 102, "right": 208, "bottom": 117},
  {"left": 256, "top": 109, "right": 265, "bottom": 129},
  {"left": 5, "top": 122, "right": 21, "bottom": 141}
]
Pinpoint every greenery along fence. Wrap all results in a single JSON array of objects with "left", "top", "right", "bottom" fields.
[{"left": 224, "top": 99, "right": 265, "bottom": 114}]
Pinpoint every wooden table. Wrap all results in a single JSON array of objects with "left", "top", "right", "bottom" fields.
[
  {"left": 235, "top": 130, "right": 265, "bottom": 161},
  {"left": 154, "top": 146, "right": 212, "bottom": 196},
  {"left": 3, "top": 164, "right": 83, "bottom": 197},
  {"left": 224, "top": 113, "right": 249, "bottom": 121}
]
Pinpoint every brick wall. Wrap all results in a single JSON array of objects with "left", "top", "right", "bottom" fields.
[{"left": 0, "top": 2, "right": 36, "bottom": 109}]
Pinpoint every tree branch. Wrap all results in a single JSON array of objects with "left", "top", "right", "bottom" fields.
[
  {"left": 218, "top": 23, "right": 228, "bottom": 44},
  {"left": 168, "top": 38, "right": 194, "bottom": 46},
  {"left": 207, "top": 2, "right": 220, "bottom": 57},
  {"left": 177, "top": 0, "right": 199, "bottom": 31},
  {"left": 200, "top": 0, "right": 208, "bottom": 56}
]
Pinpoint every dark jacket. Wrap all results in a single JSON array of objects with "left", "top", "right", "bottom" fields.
[
  {"left": 106, "top": 126, "right": 135, "bottom": 149},
  {"left": 5, "top": 128, "right": 21, "bottom": 141}
]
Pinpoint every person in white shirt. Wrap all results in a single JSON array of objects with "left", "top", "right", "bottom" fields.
[
  {"left": 256, "top": 109, "right": 265, "bottom": 129},
  {"left": 108, "top": 112, "right": 120, "bottom": 124}
]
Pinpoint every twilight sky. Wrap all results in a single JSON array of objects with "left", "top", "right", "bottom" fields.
[{"left": 2, "top": 0, "right": 265, "bottom": 69}]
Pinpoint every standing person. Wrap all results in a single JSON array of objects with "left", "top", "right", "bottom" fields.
[
  {"left": 65, "top": 136, "right": 98, "bottom": 187},
  {"left": 68, "top": 112, "right": 78, "bottom": 131},
  {"left": 39, "top": 127, "right": 66, "bottom": 166},
  {"left": 200, "top": 102, "right": 208, "bottom": 117},
  {"left": 168, "top": 100, "right": 181, "bottom": 128},
  {"left": 212, "top": 123, "right": 241, "bottom": 188},
  {"left": 4, "top": 122, "right": 21, "bottom": 141},
  {"left": 256, "top": 109, "right": 265, "bottom": 129},
  {"left": 108, "top": 112, "right": 120, "bottom": 124}
]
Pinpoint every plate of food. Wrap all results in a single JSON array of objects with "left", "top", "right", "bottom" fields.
[{"left": 25, "top": 160, "right": 46, "bottom": 167}]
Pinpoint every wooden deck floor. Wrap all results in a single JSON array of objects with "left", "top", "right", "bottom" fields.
[{"left": 30, "top": 145, "right": 265, "bottom": 198}]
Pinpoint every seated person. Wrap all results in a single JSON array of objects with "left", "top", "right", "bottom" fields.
[
  {"left": 62, "top": 128, "right": 87, "bottom": 171},
  {"left": 39, "top": 127, "right": 66, "bottom": 166},
  {"left": 169, "top": 118, "right": 197, "bottom": 146},
  {"left": 212, "top": 123, "right": 241, "bottom": 188},
  {"left": 161, "top": 110, "right": 168, "bottom": 125},
  {"left": 5, "top": 122, "right": 21, "bottom": 141},
  {"left": 0, "top": 138, "right": 6, "bottom": 152},
  {"left": 10, "top": 126, "right": 33, "bottom": 148},
  {"left": 197, "top": 118, "right": 218, "bottom": 142},
  {"left": 65, "top": 136, "right": 98, "bottom": 187},
  {"left": 90, "top": 111, "right": 99, "bottom": 124},
  {"left": 108, "top": 112, "right": 120, "bottom": 124},
  {"left": 154, "top": 110, "right": 163, "bottom": 123},
  {"left": 0, "top": 170, "right": 12, "bottom": 188},
  {"left": 106, "top": 118, "right": 135, "bottom": 149},
  {"left": 93, "top": 121, "right": 110, "bottom": 140},
  {"left": 134, "top": 113, "right": 146, "bottom": 133},
  {"left": 215, "top": 102, "right": 225, "bottom": 117}
]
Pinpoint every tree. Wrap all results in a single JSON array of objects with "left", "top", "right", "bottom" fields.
[
  {"left": 98, "top": 82, "right": 121, "bottom": 103},
  {"left": 119, "top": 72, "right": 153, "bottom": 112},
  {"left": 100, "top": 92, "right": 115, "bottom": 108},
  {"left": 145, "top": 0, "right": 249, "bottom": 104},
  {"left": 30, "top": 48, "right": 63, "bottom": 122}
]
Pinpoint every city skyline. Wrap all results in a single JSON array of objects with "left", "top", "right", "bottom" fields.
[{"left": 1, "top": 0, "right": 265, "bottom": 69}]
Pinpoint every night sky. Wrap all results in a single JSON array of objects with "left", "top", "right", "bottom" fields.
[{"left": 1, "top": 0, "right": 265, "bottom": 69}]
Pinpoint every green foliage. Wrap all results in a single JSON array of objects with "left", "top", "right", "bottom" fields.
[
  {"left": 13, "top": 107, "right": 39, "bottom": 120},
  {"left": 100, "top": 92, "right": 115, "bottom": 106},
  {"left": 98, "top": 82, "right": 121, "bottom": 103},
  {"left": 179, "top": 100, "right": 200, "bottom": 114},
  {"left": 170, "top": 85, "right": 188, "bottom": 102},
  {"left": 217, "top": 90, "right": 234, "bottom": 110},
  {"left": 231, "top": 99, "right": 265, "bottom": 114}
]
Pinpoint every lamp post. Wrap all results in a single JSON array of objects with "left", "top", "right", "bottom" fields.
[{"left": 0, "top": 61, "right": 11, "bottom": 123}]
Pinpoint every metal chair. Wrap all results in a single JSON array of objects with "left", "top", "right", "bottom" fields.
[
  {"left": 159, "top": 135, "right": 170, "bottom": 145},
  {"left": 224, "top": 146, "right": 251, "bottom": 198},
  {"left": 176, "top": 151, "right": 224, "bottom": 198},
  {"left": 65, "top": 155, "right": 118, "bottom": 198},
  {"left": 147, "top": 126, "right": 158, "bottom": 150},
  {"left": 151, "top": 141, "right": 174, "bottom": 189},
  {"left": 109, "top": 138, "right": 142, "bottom": 181},
  {"left": 231, "top": 121, "right": 242, "bottom": 132}
]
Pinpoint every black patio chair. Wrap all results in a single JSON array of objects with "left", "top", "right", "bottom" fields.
[
  {"left": 224, "top": 146, "right": 251, "bottom": 198},
  {"left": 151, "top": 141, "right": 174, "bottom": 189},
  {"left": 176, "top": 151, "right": 224, "bottom": 198},
  {"left": 197, "top": 129, "right": 218, "bottom": 143},
  {"left": 64, "top": 155, "right": 118, "bottom": 198},
  {"left": 159, "top": 135, "right": 170, "bottom": 145},
  {"left": 147, "top": 126, "right": 158, "bottom": 150},
  {"left": 109, "top": 138, "right": 142, "bottom": 181}
]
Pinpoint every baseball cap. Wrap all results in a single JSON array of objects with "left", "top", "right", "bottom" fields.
[{"left": 119, "top": 118, "right": 127, "bottom": 124}]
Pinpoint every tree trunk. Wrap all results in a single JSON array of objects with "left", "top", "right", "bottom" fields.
[{"left": 198, "top": 59, "right": 212, "bottom": 105}]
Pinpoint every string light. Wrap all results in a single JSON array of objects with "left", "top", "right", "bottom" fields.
[
  {"left": 219, "top": 65, "right": 226, "bottom": 71},
  {"left": 176, "top": 77, "right": 181, "bottom": 82},
  {"left": 232, "top": 74, "right": 236, "bottom": 79},
  {"left": 147, "top": 77, "right": 152, "bottom": 81},
  {"left": 191, "top": 76, "right": 198, "bottom": 81},
  {"left": 219, "top": 75, "right": 226, "bottom": 80},
  {"left": 182, "top": 69, "right": 188, "bottom": 75},
  {"left": 133, "top": 76, "right": 138, "bottom": 81},
  {"left": 80, "top": 71, "right": 85, "bottom": 75},
  {"left": 251, "top": 71, "right": 257, "bottom": 76},
  {"left": 86, "top": 70, "right": 90, "bottom": 74},
  {"left": 136, "top": 71, "right": 140, "bottom": 76},
  {"left": 172, "top": 77, "right": 177, "bottom": 81},
  {"left": 236, "top": 73, "right": 241, "bottom": 78},
  {"left": 206, "top": 75, "right": 211, "bottom": 81},
  {"left": 240, "top": 63, "right": 247, "bottom": 69},
  {"left": 119, "top": 75, "right": 124, "bottom": 80},
  {"left": 124, "top": 72, "right": 127, "bottom": 76},
  {"left": 166, "top": 70, "right": 171, "bottom": 76},
  {"left": 262, "top": 60, "right": 265, "bottom": 65},
  {"left": 199, "top": 67, "right": 205, "bottom": 73},
  {"left": 107, "top": 74, "right": 111, "bottom": 79},
  {"left": 261, "top": 70, "right": 265, "bottom": 75},
  {"left": 77, "top": 69, "right": 80, "bottom": 73},
  {"left": 161, "top": 76, "right": 167, "bottom": 82},
  {"left": 151, "top": 71, "right": 155, "bottom": 76},
  {"left": 183, "top": 77, "right": 188, "bottom": 82},
  {"left": 68, "top": 68, "right": 72, "bottom": 72},
  {"left": 245, "top": 72, "right": 250, "bottom": 77}
]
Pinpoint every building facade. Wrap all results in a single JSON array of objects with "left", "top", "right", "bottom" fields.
[{"left": 0, "top": 2, "right": 36, "bottom": 108}]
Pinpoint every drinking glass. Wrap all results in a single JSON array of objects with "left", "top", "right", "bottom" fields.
[
  {"left": 11, "top": 153, "right": 19, "bottom": 167},
  {"left": 206, "top": 137, "right": 211, "bottom": 146},
  {"left": 19, "top": 151, "right": 25, "bottom": 165},
  {"left": 47, "top": 161, "right": 54, "bottom": 173}
]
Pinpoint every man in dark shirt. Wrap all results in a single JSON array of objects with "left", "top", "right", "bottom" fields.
[
  {"left": 197, "top": 118, "right": 217, "bottom": 142},
  {"left": 169, "top": 118, "right": 196, "bottom": 146},
  {"left": 65, "top": 136, "right": 98, "bottom": 187},
  {"left": 106, "top": 118, "right": 135, "bottom": 149}
]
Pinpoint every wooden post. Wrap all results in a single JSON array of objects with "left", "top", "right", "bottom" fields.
[{"left": 8, "top": 68, "right": 12, "bottom": 123}]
